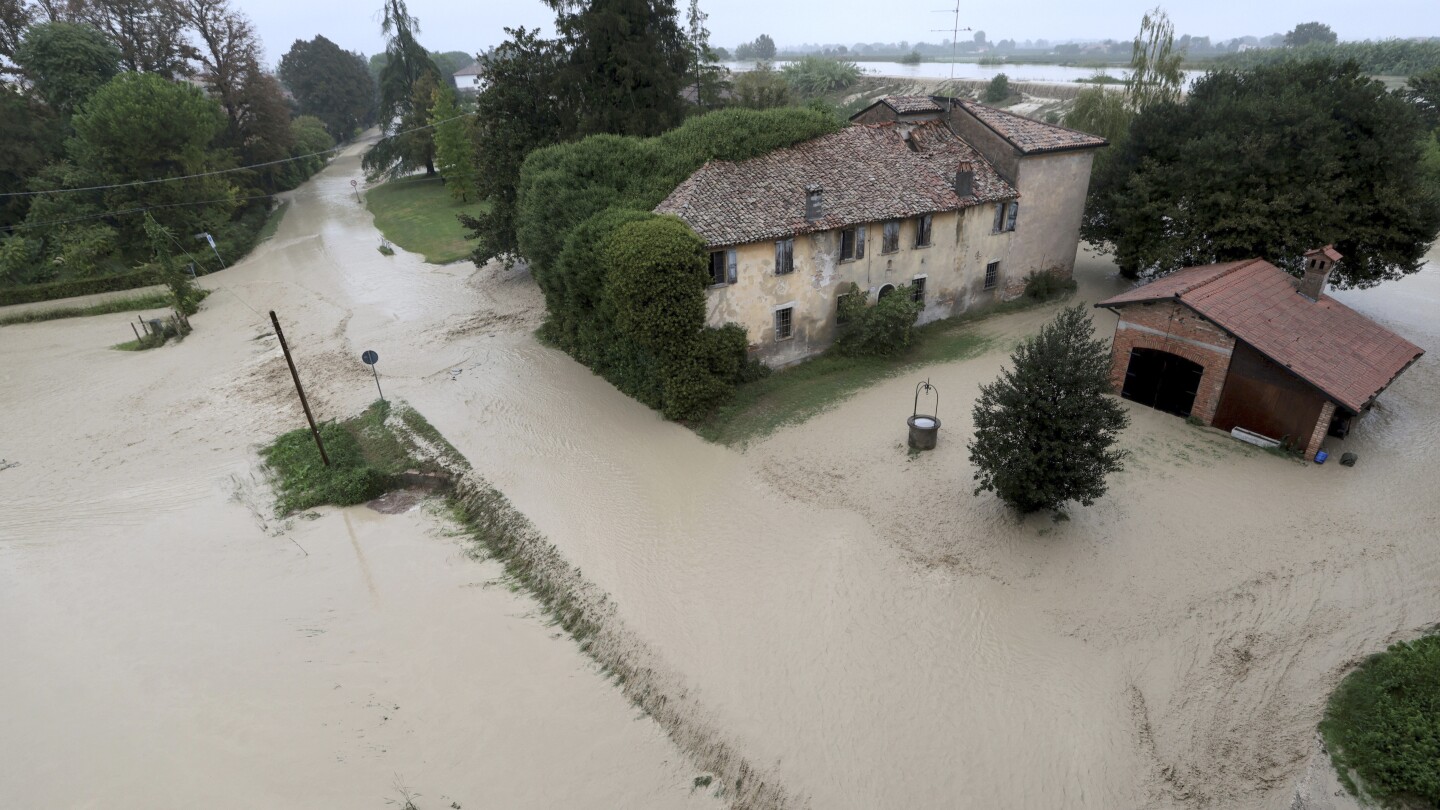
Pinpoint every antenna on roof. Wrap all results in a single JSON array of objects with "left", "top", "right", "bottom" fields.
[{"left": 931, "top": 0, "right": 972, "bottom": 112}]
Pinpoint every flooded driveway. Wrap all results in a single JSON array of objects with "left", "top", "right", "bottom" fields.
[{"left": 3, "top": 131, "right": 1437, "bottom": 809}]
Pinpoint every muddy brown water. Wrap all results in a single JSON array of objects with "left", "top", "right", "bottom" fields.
[{"left": 3, "top": 133, "right": 1438, "bottom": 809}]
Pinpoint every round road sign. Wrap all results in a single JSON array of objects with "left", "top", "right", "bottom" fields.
[{"left": 361, "top": 350, "right": 379, "bottom": 365}]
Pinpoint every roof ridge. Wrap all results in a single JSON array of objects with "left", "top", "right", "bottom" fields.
[{"left": 1174, "top": 258, "right": 1262, "bottom": 298}]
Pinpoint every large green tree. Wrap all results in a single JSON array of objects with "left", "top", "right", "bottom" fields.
[
  {"left": 0, "top": 85, "right": 62, "bottom": 229},
  {"left": 363, "top": 0, "right": 443, "bottom": 178},
  {"left": 428, "top": 84, "right": 476, "bottom": 201},
  {"left": 14, "top": 20, "right": 121, "bottom": 115},
  {"left": 278, "top": 35, "right": 377, "bottom": 141},
  {"left": 1285, "top": 22, "right": 1337, "bottom": 48},
  {"left": 79, "top": 0, "right": 197, "bottom": 77},
  {"left": 553, "top": 0, "right": 690, "bottom": 137},
  {"left": 1083, "top": 59, "right": 1440, "bottom": 286},
  {"left": 969, "top": 305, "right": 1129, "bottom": 515}
]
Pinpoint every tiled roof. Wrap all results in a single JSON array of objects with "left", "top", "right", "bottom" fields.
[
  {"left": 1098, "top": 260, "right": 1424, "bottom": 412},
  {"left": 883, "top": 95, "right": 943, "bottom": 114},
  {"left": 655, "top": 121, "right": 1016, "bottom": 248},
  {"left": 453, "top": 63, "right": 484, "bottom": 77},
  {"left": 950, "top": 98, "right": 1108, "bottom": 154}
]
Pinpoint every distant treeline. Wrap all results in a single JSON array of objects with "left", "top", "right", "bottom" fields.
[{"left": 1210, "top": 40, "right": 1440, "bottom": 76}]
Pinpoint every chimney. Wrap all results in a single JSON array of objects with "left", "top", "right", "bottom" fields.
[
  {"left": 1298, "top": 245, "right": 1341, "bottom": 300},
  {"left": 954, "top": 162, "right": 974, "bottom": 198},
  {"left": 805, "top": 185, "right": 823, "bottom": 221}
]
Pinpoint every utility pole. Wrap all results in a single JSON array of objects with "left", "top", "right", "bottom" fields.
[
  {"left": 269, "top": 310, "right": 329, "bottom": 467},
  {"left": 932, "top": 0, "right": 973, "bottom": 111}
]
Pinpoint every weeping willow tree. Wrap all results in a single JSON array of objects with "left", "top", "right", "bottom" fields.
[
  {"left": 361, "top": 0, "right": 444, "bottom": 179},
  {"left": 1066, "top": 6, "right": 1182, "bottom": 144}
]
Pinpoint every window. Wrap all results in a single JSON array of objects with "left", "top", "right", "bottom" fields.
[
  {"left": 993, "top": 201, "right": 1019, "bottom": 232},
  {"left": 840, "top": 226, "right": 866, "bottom": 261},
  {"left": 882, "top": 221, "right": 900, "bottom": 253},
  {"left": 707, "top": 249, "right": 737, "bottom": 286},
  {"left": 911, "top": 276, "right": 926, "bottom": 303},
  {"left": 984, "top": 260, "right": 1000, "bottom": 290},
  {"left": 878, "top": 283, "right": 896, "bottom": 300},
  {"left": 775, "top": 238, "right": 794, "bottom": 275},
  {"left": 774, "top": 306, "right": 794, "bottom": 340},
  {"left": 915, "top": 214, "right": 933, "bottom": 247}
]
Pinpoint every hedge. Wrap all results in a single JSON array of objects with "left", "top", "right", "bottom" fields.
[{"left": 0, "top": 269, "right": 156, "bottom": 306}]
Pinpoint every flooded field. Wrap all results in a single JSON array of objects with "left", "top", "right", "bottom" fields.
[{"left": 3, "top": 134, "right": 1437, "bottom": 809}]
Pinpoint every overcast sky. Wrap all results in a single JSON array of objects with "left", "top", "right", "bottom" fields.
[{"left": 240, "top": 0, "right": 1439, "bottom": 62}]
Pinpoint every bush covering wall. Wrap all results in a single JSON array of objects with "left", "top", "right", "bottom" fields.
[{"left": 519, "top": 107, "right": 843, "bottom": 420}]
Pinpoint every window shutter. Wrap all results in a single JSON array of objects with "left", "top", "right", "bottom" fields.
[
  {"left": 775, "top": 240, "right": 783, "bottom": 272},
  {"left": 1006, "top": 202, "right": 1019, "bottom": 231},
  {"left": 993, "top": 204, "right": 1005, "bottom": 232},
  {"left": 857, "top": 226, "right": 866, "bottom": 259},
  {"left": 726, "top": 249, "right": 737, "bottom": 284}
]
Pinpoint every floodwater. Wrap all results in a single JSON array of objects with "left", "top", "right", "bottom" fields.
[
  {"left": 4, "top": 129, "right": 1438, "bottom": 810},
  {"left": 723, "top": 60, "right": 1205, "bottom": 87}
]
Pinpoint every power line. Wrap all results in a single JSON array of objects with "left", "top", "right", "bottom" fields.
[{"left": 0, "top": 113, "right": 474, "bottom": 199}]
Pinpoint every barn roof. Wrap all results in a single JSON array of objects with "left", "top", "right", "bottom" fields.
[
  {"left": 654, "top": 120, "right": 1016, "bottom": 248},
  {"left": 947, "top": 98, "right": 1109, "bottom": 154},
  {"left": 1098, "top": 259, "right": 1424, "bottom": 413}
]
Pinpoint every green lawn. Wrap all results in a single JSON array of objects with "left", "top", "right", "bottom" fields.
[
  {"left": 365, "top": 175, "right": 490, "bottom": 264},
  {"left": 692, "top": 291, "right": 1072, "bottom": 447}
]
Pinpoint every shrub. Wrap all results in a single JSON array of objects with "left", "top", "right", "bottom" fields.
[
  {"left": 1022, "top": 269, "right": 1078, "bottom": 301},
  {"left": 1320, "top": 635, "right": 1440, "bottom": 806},
  {"left": 833, "top": 282, "right": 922, "bottom": 357},
  {"left": 984, "top": 73, "right": 1011, "bottom": 102},
  {"left": 0, "top": 268, "right": 155, "bottom": 305},
  {"left": 604, "top": 216, "right": 707, "bottom": 352},
  {"left": 780, "top": 55, "right": 864, "bottom": 96},
  {"left": 899, "top": 51, "right": 922, "bottom": 66}
]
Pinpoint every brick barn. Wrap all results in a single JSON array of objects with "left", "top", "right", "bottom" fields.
[{"left": 1095, "top": 247, "right": 1424, "bottom": 461}]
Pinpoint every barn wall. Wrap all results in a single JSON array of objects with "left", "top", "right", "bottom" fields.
[
  {"left": 1212, "top": 342, "right": 1330, "bottom": 447},
  {"left": 1106, "top": 301, "right": 1235, "bottom": 424}
]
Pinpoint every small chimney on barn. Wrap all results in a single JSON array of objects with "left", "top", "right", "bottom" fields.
[
  {"left": 1299, "top": 245, "right": 1341, "bottom": 301},
  {"left": 954, "top": 162, "right": 974, "bottom": 198},
  {"left": 805, "top": 185, "right": 823, "bottom": 221}
]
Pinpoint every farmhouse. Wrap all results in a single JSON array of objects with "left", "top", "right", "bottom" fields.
[
  {"left": 1096, "top": 248, "right": 1424, "bottom": 461},
  {"left": 654, "top": 96, "right": 1105, "bottom": 366}
]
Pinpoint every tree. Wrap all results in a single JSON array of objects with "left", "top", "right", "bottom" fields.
[
  {"left": 683, "top": 0, "right": 726, "bottom": 110},
  {"left": 753, "top": 33, "right": 775, "bottom": 59},
  {"left": 0, "top": 0, "right": 35, "bottom": 77},
  {"left": 983, "top": 72, "right": 1010, "bottom": 102},
  {"left": 969, "top": 305, "right": 1128, "bottom": 515},
  {"left": 14, "top": 20, "right": 121, "bottom": 115},
  {"left": 1064, "top": 85, "right": 1129, "bottom": 142},
  {"left": 278, "top": 35, "right": 377, "bottom": 141},
  {"left": 80, "top": 0, "right": 197, "bottom": 77},
  {"left": 428, "top": 84, "right": 476, "bottom": 201},
  {"left": 973, "top": 30, "right": 986, "bottom": 45},
  {"left": 554, "top": 0, "right": 690, "bottom": 137},
  {"left": 459, "top": 26, "right": 566, "bottom": 263},
  {"left": 1405, "top": 67, "right": 1440, "bottom": 132},
  {"left": 1285, "top": 22, "right": 1337, "bottom": 48},
  {"left": 1084, "top": 59, "right": 1440, "bottom": 286},
  {"left": 1126, "top": 7, "right": 1182, "bottom": 112},
  {"left": 0, "top": 85, "right": 62, "bottom": 229},
  {"left": 64, "top": 72, "right": 234, "bottom": 251},
  {"left": 364, "top": 0, "right": 443, "bottom": 177},
  {"left": 143, "top": 213, "right": 202, "bottom": 315},
  {"left": 733, "top": 60, "right": 789, "bottom": 108}
]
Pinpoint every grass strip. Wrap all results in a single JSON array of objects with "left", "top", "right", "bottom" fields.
[
  {"left": 694, "top": 291, "right": 1071, "bottom": 447},
  {"left": 1319, "top": 633, "right": 1440, "bottom": 807},
  {"left": 0, "top": 291, "right": 176, "bottom": 326},
  {"left": 365, "top": 175, "right": 491, "bottom": 264}
]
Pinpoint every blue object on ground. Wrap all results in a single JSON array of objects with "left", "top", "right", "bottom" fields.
[{"left": 1314, "top": 450, "right": 1329, "bottom": 464}]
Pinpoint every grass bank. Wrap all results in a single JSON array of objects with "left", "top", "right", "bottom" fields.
[
  {"left": 365, "top": 175, "right": 490, "bottom": 264},
  {"left": 1319, "top": 633, "right": 1440, "bottom": 807},
  {"left": 0, "top": 290, "right": 176, "bottom": 326},
  {"left": 260, "top": 399, "right": 457, "bottom": 515},
  {"left": 694, "top": 290, "right": 1071, "bottom": 447}
]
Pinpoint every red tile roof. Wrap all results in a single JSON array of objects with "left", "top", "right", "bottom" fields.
[
  {"left": 1098, "top": 260, "right": 1424, "bottom": 412},
  {"left": 655, "top": 121, "right": 1016, "bottom": 248},
  {"left": 951, "top": 98, "right": 1109, "bottom": 154},
  {"left": 880, "top": 95, "right": 943, "bottom": 114}
]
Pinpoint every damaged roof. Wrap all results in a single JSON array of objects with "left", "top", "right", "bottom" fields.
[
  {"left": 654, "top": 120, "right": 1016, "bottom": 248},
  {"left": 947, "top": 98, "right": 1109, "bottom": 154},
  {"left": 1098, "top": 259, "right": 1424, "bottom": 413}
]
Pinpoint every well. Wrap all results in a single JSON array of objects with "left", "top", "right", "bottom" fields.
[{"left": 907, "top": 379, "right": 941, "bottom": 450}]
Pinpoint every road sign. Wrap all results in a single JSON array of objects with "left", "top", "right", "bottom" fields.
[{"left": 362, "top": 349, "right": 378, "bottom": 365}]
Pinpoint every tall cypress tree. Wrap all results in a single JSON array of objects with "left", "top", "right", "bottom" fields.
[
  {"left": 969, "top": 306, "right": 1129, "bottom": 515},
  {"left": 555, "top": 0, "right": 690, "bottom": 137},
  {"left": 363, "top": 0, "right": 443, "bottom": 177}
]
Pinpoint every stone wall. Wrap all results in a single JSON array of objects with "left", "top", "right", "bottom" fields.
[{"left": 1105, "top": 301, "right": 1235, "bottom": 424}]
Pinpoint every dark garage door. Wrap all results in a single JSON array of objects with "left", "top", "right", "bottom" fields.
[{"left": 1121, "top": 348, "right": 1204, "bottom": 417}]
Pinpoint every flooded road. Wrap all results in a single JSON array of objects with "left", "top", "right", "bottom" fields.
[{"left": 3, "top": 130, "right": 1438, "bottom": 809}]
